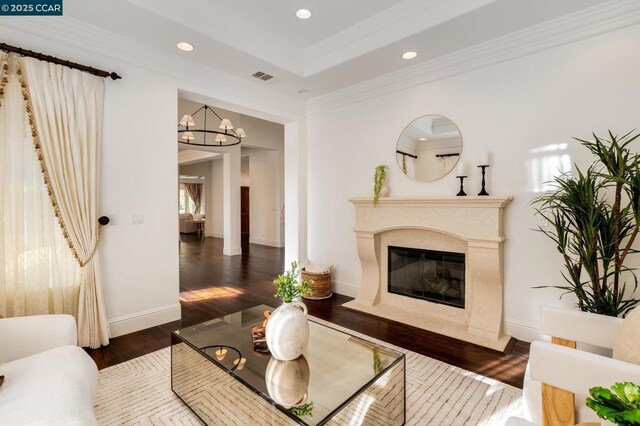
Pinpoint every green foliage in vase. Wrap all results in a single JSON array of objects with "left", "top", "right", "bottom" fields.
[
  {"left": 290, "top": 401, "right": 314, "bottom": 417},
  {"left": 532, "top": 131, "right": 640, "bottom": 317},
  {"left": 274, "top": 261, "right": 313, "bottom": 303},
  {"left": 373, "top": 165, "right": 387, "bottom": 207},
  {"left": 587, "top": 382, "right": 640, "bottom": 425}
]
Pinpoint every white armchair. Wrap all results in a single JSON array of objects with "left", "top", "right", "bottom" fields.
[
  {"left": 0, "top": 314, "right": 98, "bottom": 425},
  {"left": 520, "top": 307, "right": 640, "bottom": 425}
]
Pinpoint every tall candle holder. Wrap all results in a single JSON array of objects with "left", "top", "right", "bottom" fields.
[
  {"left": 456, "top": 176, "right": 468, "bottom": 196},
  {"left": 478, "top": 165, "right": 490, "bottom": 196}
]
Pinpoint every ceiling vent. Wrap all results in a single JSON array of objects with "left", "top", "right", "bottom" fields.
[{"left": 251, "top": 71, "right": 275, "bottom": 81}]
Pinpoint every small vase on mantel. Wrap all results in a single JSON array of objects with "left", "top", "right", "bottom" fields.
[
  {"left": 379, "top": 184, "right": 390, "bottom": 198},
  {"left": 265, "top": 301, "right": 309, "bottom": 361}
]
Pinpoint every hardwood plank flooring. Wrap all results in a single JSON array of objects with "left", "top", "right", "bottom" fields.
[{"left": 87, "top": 234, "right": 529, "bottom": 388}]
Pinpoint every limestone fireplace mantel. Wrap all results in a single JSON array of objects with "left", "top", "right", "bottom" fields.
[{"left": 345, "top": 196, "right": 513, "bottom": 351}]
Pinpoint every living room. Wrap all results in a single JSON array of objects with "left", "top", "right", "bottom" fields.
[{"left": 2, "top": 1, "right": 640, "bottom": 425}]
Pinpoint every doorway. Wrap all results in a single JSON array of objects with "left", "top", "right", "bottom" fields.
[{"left": 241, "top": 186, "right": 250, "bottom": 244}]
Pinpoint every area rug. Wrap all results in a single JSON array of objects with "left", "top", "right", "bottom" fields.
[{"left": 94, "top": 317, "right": 523, "bottom": 425}]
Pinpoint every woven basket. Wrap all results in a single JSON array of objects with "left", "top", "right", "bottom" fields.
[{"left": 301, "top": 268, "right": 332, "bottom": 300}]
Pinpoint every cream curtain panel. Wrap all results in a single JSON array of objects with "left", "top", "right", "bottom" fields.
[
  {"left": 0, "top": 54, "right": 81, "bottom": 320},
  {"left": 21, "top": 56, "right": 109, "bottom": 348},
  {"left": 0, "top": 53, "right": 109, "bottom": 348},
  {"left": 184, "top": 183, "right": 203, "bottom": 214}
]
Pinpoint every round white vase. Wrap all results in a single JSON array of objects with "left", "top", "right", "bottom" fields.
[
  {"left": 265, "top": 355, "right": 310, "bottom": 408},
  {"left": 266, "top": 301, "right": 309, "bottom": 361},
  {"left": 379, "top": 184, "right": 390, "bottom": 197}
]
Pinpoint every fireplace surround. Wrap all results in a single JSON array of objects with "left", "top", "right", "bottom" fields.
[{"left": 345, "top": 196, "right": 513, "bottom": 351}]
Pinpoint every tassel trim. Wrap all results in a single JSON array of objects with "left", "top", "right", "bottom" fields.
[
  {"left": 0, "top": 52, "right": 8, "bottom": 109},
  {"left": 16, "top": 57, "right": 102, "bottom": 268}
]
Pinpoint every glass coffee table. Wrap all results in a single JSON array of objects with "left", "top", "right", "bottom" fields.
[{"left": 171, "top": 304, "right": 406, "bottom": 425}]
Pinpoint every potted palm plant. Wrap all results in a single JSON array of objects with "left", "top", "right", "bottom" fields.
[{"left": 532, "top": 131, "right": 640, "bottom": 317}]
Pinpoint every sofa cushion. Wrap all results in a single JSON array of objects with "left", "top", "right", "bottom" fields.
[
  {"left": 613, "top": 307, "right": 640, "bottom": 365},
  {"left": 192, "top": 213, "right": 205, "bottom": 221},
  {"left": 0, "top": 345, "right": 98, "bottom": 425}
]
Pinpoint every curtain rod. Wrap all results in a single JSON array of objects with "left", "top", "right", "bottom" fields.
[
  {"left": 0, "top": 42, "right": 122, "bottom": 80},
  {"left": 396, "top": 149, "right": 418, "bottom": 159},
  {"left": 435, "top": 153, "right": 460, "bottom": 158}
]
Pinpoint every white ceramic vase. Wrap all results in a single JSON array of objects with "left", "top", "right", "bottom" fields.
[
  {"left": 266, "top": 301, "right": 309, "bottom": 361},
  {"left": 379, "top": 184, "right": 390, "bottom": 197},
  {"left": 265, "top": 355, "right": 310, "bottom": 408}
]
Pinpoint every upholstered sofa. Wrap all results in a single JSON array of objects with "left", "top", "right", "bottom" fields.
[
  {"left": 0, "top": 315, "right": 98, "bottom": 425},
  {"left": 179, "top": 213, "right": 205, "bottom": 234}
]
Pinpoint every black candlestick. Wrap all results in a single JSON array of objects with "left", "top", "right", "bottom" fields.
[
  {"left": 478, "top": 165, "right": 490, "bottom": 196},
  {"left": 456, "top": 176, "right": 468, "bottom": 196}
]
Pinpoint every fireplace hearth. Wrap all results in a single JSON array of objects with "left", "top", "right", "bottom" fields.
[{"left": 388, "top": 246, "right": 465, "bottom": 309}]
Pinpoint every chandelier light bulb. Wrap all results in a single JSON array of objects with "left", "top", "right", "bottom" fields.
[
  {"left": 180, "top": 114, "right": 195, "bottom": 127},
  {"left": 236, "top": 128, "right": 246, "bottom": 138},
  {"left": 219, "top": 118, "right": 234, "bottom": 131},
  {"left": 181, "top": 131, "right": 194, "bottom": 141},
  {"left": 215, "top": 134, "right": 227, "bottom": 144}
]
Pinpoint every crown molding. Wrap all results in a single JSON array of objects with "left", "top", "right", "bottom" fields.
[
  {"left": 305, "top": 0, "right": 640, "bottom": 114},
  {"left": 0, "top": 16, "right": 304, "bottom": 123},
  {"left": 303, "top": 0, "right": 495, "bottom": 77}
]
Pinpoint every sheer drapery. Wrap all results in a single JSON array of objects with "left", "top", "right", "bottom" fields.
[
  {"left": 21, "top": 56, "right": 108, "bottom": 348},
  {"left": 184, "top": 183, "right": 203, "bottom": 214},
  {"left": 0, "top": 53, "right": 80, "bottom": 319}
]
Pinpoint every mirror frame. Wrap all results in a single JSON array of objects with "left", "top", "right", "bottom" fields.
[{"left": 395, "top": 114, "right": 463, "bottom": 182}]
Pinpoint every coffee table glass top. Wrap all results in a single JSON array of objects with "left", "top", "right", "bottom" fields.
[{"left": 173, "top": 304, "right": 405, "bottom": 425}]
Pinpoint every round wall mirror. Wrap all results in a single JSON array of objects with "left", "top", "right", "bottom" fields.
[{"left": 396, "top": 115, "right": 463, "bottom": 182}]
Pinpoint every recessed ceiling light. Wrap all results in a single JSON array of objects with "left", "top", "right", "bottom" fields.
[
  {"left": 419, "top": 138, "right": 427, "bottom": 141},
  {"left": 298, "top": 89, "right": 309, "bottom": 96},
  {"left": 402, "top": 51, "right": 417, "bottom": 60},
  {"left": 177, "top": 42, "right": 194, "bottom": 52},
  {"left": 296, "top": 9, "right": 312, "bottom": 19}
]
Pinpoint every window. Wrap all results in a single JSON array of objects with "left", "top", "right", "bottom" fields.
[{"left": 179, "top": 183, "right": 197, "bottom": 214}]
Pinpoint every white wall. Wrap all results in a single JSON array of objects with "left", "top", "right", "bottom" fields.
[
  {"left": 241, "top": 156, "right": 250, "bottom": 186},
  {"left": 0, "top": 17, "right": 301, "bottom": 337},
  {"left": 249, "top": 150, "right": 284, "bottom": 247},
  {"left": 306, "top": 24, "right": 640, "bottom": 342}
]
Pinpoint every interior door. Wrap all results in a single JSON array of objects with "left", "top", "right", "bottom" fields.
[{"left": 241, "top": 186, "right": 250, "bottom": 244}]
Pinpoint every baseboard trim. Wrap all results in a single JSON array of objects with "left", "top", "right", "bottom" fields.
[
  {"left": 108, "top": 303, "right": 181, "bottom": 338},
  {"left": 249, "top": 237, "right": 285, "bottom": 248},
  {"left": 332, "top": 280, "right": 359, "bottom": 298},
  {"left": 223, "top": 246, "right": 243, "bottom": 256},
  {"left": 205, "top": 232, "right": 224, "bottom": 238},
  {"left": 503, "top": 318, "right": 540, "bottom": 343}
]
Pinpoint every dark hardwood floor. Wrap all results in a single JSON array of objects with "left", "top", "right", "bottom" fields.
[{"left": 87, "top": 234, "right": 529, "bottom": 388}]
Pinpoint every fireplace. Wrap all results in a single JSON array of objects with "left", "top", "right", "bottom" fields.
[
  {"left": 388, "top": 246, "right": 465, "bottom": 309},
  {"left": 345, "top": 196, "right": 513, "bottom": 351}
]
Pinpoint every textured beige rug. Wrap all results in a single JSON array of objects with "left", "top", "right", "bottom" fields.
[{"left": 94, "top": 318, "right": 523, "bottom": 425}]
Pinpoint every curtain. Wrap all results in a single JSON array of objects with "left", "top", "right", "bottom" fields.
[
  {"left": 397, "top": 153, "right": 416, "bottom": 179},
  {"left": 184, "top": 183, "right": 203, "bottom": 214},
  {"left": 21, "top": 56, "right": 109, "bottom": 348},
  {"left": 0, "top": 54, "right": 80, "bottom": 319}
]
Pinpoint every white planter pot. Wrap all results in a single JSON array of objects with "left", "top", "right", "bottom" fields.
[
  {"left": 379, "top": 184, "right": 390, "bottom": 197},
  {"left": 266, "top": 301, "right": 309, "bottom": 361},
  {"left": 265, "top": 355, "right": 310, "bottom": 408}
]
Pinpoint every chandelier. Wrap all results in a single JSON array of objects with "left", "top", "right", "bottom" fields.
[{"left": 178, "top": 104, "right": 246, "bottom": 147}]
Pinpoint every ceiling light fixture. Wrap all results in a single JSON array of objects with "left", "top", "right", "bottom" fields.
[
  {"left": 419, "top": 138, "right": 427, "bottom": 141},
  {"left": 402, "top": 51, "right": 417, "bottom": 60},
  {"left": 177, "top": 42, "right": 194, "bottom": 52},
  {"left": 296, "top": 9, "right": 312, "bottom": 19},
  {"left": 178, "top": 104, "right": 247, "bottom": 147}
]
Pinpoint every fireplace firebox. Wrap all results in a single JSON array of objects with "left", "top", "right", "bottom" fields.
[{"left": 388, "top": 246, "right": 465, "bottom": 309}]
